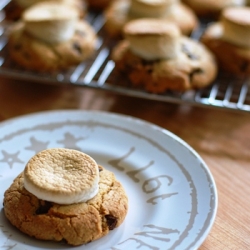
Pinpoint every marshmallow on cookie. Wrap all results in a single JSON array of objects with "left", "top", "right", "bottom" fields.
[
  {"left": 129, "top": 0, "right": 177, "bottom": 18},
  {"left": 104, "top": 0, "right": 198, "bottom": 37},
  {"left": 15, "top": 0, "right": 85, "bottom": 9},
  {"left": 24, "top": 148, "right": 100, "bottom": 204},
  {"left": 182, "top": 0, "right": 246, "bottom": 18},
  {"left": 201, "top": 6, "right": 250, "bottom": 76},
  {"left": 123, "top": 19, "right": 181, "bottom": 60},
  {"left": 23, "top": 2, "right": 79, "bottom": 44},
  {"left": 5, "top": 0, "right": 86, "bottom": 21},
  {"left": 221, "top": 7, "right": 250, "bottom": 48}
]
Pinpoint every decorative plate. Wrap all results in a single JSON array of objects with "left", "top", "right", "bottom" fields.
[{"left": 0, "top": 110, "right": 217, "bottom": 250}]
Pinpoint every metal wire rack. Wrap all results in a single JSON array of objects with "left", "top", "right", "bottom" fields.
[{"left": 0, "top": 1, "right": 250, "bottom": 112}]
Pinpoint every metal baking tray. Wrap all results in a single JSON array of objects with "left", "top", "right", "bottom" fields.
[{"left": 0, "top": 1, "right": 250, "bottom": 112}]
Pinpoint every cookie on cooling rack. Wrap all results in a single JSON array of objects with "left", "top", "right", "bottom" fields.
[
  {"left": 104, "top": 0, "right": 198, "bottom": 38},
  {"left": 111, "top": 18, "right": 218, "bottom": 93},
  {"left": 7, "top": 2, "right": 97, "bottom": 72},
  {"left": 182, "top": 0, "right": 245, "bottom": 18},
  {"left": 201, "top": 6, "right": 250, "bottom": 76},
  {"left": 4, "top": 0, "right": 87, "bottom": 21},
  {"left": 3, "top": 148, "right": 128, "bottom": 246},
  {"left": 85, "top": 0, "right": 113, "bottom": 11}
]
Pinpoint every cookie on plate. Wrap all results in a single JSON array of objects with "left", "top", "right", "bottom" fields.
[
  {"left": 3, "top": 148, "right": 128, "bottom": 246},
  {"left": 104, "top": 0, "right": 198, "bottom": 38},
  {"left": 181, "top": 0, "right": 245, "bottom": 18},
  {"left": 7, "top": 2, "right": 97, "bottom": 72},
  {"left": 4, "top": 0, "right": 87, "bottom": 21},
  {"left": 201, "top": 6, "right": 250, "bottom": 76},
  {"left": 111, "top": 18, "right": 218, "bottom": 93}
]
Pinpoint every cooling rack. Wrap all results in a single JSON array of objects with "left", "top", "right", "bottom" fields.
[{"left": 0, "top": 1, "right": 250, "bottom": 112}]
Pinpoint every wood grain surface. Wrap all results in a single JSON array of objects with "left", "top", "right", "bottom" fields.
[{"left": 0, "top": 77, "right": 250, "bottom": 249}]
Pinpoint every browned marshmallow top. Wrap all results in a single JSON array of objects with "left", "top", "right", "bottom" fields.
[
  {"left": 221, "top": 7, "right": 250, "bottom": 47},
  {"left": 24, "top": 148, "right": 99, "bottom": 204},
  {"left": 123, "top": 18, "right": 181, "bottom": 60}
]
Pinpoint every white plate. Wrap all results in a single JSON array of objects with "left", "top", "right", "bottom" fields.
[{"left": 0, "top": 110, "right": 217, "bottom": 250}]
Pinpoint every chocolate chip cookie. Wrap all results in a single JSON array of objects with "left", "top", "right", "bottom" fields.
[
  {"left": 7, "top": 19, "right": 97, "bottom": 72},
  {"left": 3, "top": 165, "right": 128, "bottom": 246},
  {"left": 111, "top": 19, "right": 217, "bottom": 93}
]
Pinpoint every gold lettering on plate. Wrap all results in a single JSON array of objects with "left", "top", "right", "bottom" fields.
[
  {"left": 147, "top": 193, "right": 178, "bottom": 205},
  {"left": 127, "top": 161, "right": 154, "bottom": 183},
  {"left": 108, "top": 147, "right": 178, "bottom": 205},
  {"left": 143, "top": 175, "right": 178, "bottom": 204},
  {"left": 108, "top": 147, "right": 135, "bottom": 171},
  {"left": 143, "top": 175, "right": 173, "bottom": 193},
  {"left": 116, "top": 225, "right": 179, "bottom": 249}
]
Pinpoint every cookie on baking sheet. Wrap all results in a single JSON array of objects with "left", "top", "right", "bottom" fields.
[
  {"left": 7, "top": 2, "right": 97, "bottom": 72},
  {"left": 111, "top": 18, "right": 217, "bottom": 93},
  {"left": 201, "top": 6, "right": 250, "bottom": 76},
  {"left": 104, "top": 0, "right": 198, "bottom": 38},
  {"left": 4, "top": 0, "right": 87, "bottom": 21},
  {"left": 182, "top": 0, "right": 245, "bottom": 18},
  {"left": 3, "top": 148, "right": 128, "bottom": 246}
]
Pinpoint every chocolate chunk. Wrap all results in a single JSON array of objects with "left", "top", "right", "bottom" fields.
[
  {"left": 73, "top": 42, "right": 82, "bottom": 54},
  {"left": 105, "top": 214, "right": 117, "bottom": 230},
  {"left": 14, "top": 44, "right": 22, "bottom": 50},
  {"left": 189, "top": 68, "right": 204, "bottom": 82},
  {"left": 23, "top": 51, "right": 31, "bottom": 59},
  {"left": 35, "top": 201, "right": 53, "bottom": 215},
  {"left": 240, "top": 61, "right": 249, "bottom": 73}
]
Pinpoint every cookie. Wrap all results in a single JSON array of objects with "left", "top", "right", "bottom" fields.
[
  {"left": 201, "top": 6, "right": 250, "bottom": 76},
  {"left": 85, "top": 0, "right": 113, "bottom": 11},
  {"left": 111, "top": 18, "right": 217, "bottom": 93},
  {"left": 3, "top": 149, "right": 128, "bottom": 246},
  {"left": 104, "top": 0, "right": 198, "bottom": 38},
  {"left": 182, "top": 0, "right": 245, "bottom": 18},
  {"left": 4, "top": 0, "right": 87, "bottom": 21},
  {"left": 7, "top": 2, "right": 97, "bottom": 72}
]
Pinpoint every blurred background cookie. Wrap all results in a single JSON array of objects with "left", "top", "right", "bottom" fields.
[
  {"left": 85, "top": 0, "right": 113, "bottom": 11},
  {"left": 111, "top": 18, "right": 217, "bottom": 93},
  {"left": 104, "top": 0, "right": 198, "bottom": 38},
  {"left": 4, "top": 0, "right": 87, "bottom": 21},
  {"left": 181, "top": 0, "right": 246, "bottom": 18},
  {"left": 7, "top": 2, "right": 97, "bottom": 72},
  {"left": 201, "top": 6, "right": 250, "bottom": 76}
]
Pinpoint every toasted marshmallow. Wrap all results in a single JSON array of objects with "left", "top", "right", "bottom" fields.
[
  {"left": 221, "top": 7, "right": 250, "bottom": 48},
  {"left": 129, "top": 0, "right": 178, "bottom": 18},
  {"left": 227, "top": 0, "right": 246, "bottom": 6},
  {"left": 15, "top": 0, "right": 45, "bottom": 8},
  {"left": 15, "top": 0, "right": 83, "bottom": 9},
  {"left": 22, "top": 2, "right": 79, "bottom": 44},
  {"left": 124, "top": 18, "right": 181, "bottom": 60},
  {"left": 24, "top": 148, "right": 99, "bottom": 205}
]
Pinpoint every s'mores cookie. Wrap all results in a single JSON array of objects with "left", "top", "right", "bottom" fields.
[
  {"left": 111, "top": 19, "right": 217, "bottom": 93},
  {"left": 104, "top": 0, "right": 198, "bottom": 38},
  {"left": 201, "top": 6, "right": 250, "bottom": 76},
  {"left": 182, "top": 0, "right": 245, "bottom": 18},
  {"left": 7, "top": 2, "right": 97, "bottom": 72},
  {"left": 3, "top": 148, "right": 128, "bottom": 246},
  {"left": 4, "top": 0, "right": 87, "bottom": 21},
  {"left": 85, "top": 0, "right": 113, "bottom": 11}
]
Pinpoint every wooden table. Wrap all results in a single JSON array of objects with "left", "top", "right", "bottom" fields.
[{"left": 0, "top": 77, "right": 250, "bottom": 249}]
